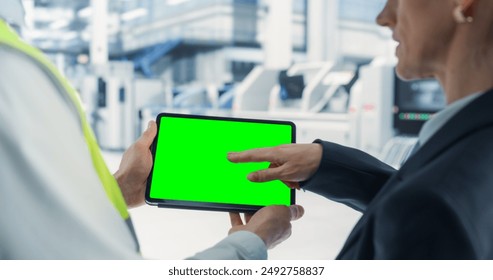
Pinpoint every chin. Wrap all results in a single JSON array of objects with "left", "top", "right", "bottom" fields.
[{"left": 395, "top": 61, "right": 434, "bottom": 81}]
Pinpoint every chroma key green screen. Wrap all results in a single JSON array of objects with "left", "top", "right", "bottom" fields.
[{"left": 149, "top": 114, "right": 294, "bottom": 208}]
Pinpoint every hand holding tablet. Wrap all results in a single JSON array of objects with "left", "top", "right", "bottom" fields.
[
  {"left": 229, "top": 205, "right": 304, "bottom": 249},
  {"left": 145, "top": 113, "right": 296, "bottom": 212}
]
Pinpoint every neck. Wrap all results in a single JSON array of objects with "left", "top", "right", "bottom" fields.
[{"left": 436, "top": 36, "right": 493, "bottom": 104}]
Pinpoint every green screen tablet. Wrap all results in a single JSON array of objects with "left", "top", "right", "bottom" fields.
[{"left": 145, "top": 113, "right": 296, "bottom": 212}]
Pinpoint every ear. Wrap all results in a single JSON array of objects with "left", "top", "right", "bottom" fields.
[
  {"left": 454, "top": 0, "right": 476, "bottom": 23},
  {"left": 459, "top": 0, "right": 476, "bottom": 18}
]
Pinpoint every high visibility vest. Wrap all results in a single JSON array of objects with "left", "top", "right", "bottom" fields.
[{"left": 0, "top": 20, "right": 138, "bottom": 247}]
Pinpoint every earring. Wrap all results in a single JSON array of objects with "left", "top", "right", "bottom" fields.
[{"left": 453, "top": 6, "right": 474, "bottom": 23}]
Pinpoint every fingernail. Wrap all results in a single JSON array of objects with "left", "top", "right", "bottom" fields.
[
  {"left": 147, "top": 121, "right": 152, "bottom": 130},
  {"left": 290, "top": 205, "right": 304, "bottom": 219},
  {"left": 227, "top": 152, "right": 235, "bottom": 160},
  {"left": 290, "top": 205, "right": 299, "bottom": 219},
  {"left": 247, "top": 173, "right": 256, "bottom": 181}
]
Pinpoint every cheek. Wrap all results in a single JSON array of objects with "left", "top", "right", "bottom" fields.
[
  {"left": 401, "top": 28, "right": 438, "bottom": 59},
  {"left": 397, "top": 28, "right": 453, "bottom": 79}
]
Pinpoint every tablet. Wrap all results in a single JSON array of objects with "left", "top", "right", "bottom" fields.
[{"left": 145, "top": 113, "right": 296, "bottom": 212}]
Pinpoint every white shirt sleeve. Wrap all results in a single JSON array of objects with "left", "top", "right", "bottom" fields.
[{"left": 187, "top": 231, "right": 267, "bottom": 260}]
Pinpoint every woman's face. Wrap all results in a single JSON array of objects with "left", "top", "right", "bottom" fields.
[{"left": 376, "top": 0, "right": 457, "bottom": 80}]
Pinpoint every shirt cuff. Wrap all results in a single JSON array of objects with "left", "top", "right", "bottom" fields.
[
  {"left": 186, "top": 231, "right": 268, "bottom": 260},
  {"left": 225, "top": 231, "right": 268, "bottom": 259},
  {"left": 299, "top": 139, "right": 326, "bottom": 190}
]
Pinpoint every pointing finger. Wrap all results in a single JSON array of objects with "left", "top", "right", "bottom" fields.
[{"left": 227, "top": 148, "right": 278, "bottom": 163}]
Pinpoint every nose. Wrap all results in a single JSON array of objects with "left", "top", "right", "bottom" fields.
[{"left": 376, "top": 0, "right": 396, "bottom": 28}]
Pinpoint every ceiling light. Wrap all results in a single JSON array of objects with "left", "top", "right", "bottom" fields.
[
  {"left": 121, "top": 8, "right": 148, "bottom": 21},
  {"left": 167, "top": 0, "right": 189, "bottom": 5},
  {"left": 78, "top": 6, "right": 92, "bottom": 18},
  {"left": 50, "top": 19, "right": 70, "bottom": 29}
]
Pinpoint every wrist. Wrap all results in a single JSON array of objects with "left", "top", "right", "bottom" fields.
[
  {"left": 114, "top": 169, "right": 146, "bottom": 208},
  {"left": 308, "top": 143, "right": 323, "bottom": 176},
  {"left": 113, "top": 170, "right": 126, "bottom": 187}
]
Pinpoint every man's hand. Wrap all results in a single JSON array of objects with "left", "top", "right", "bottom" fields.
[
  {"left": 227, "top": 144, "right": 323, "bottom": 189},
  {"left": 229, "top": 205, "right": 304, "bottom": 249},
  {"left": 114, "top": 121, "right": 157, "bottom": 208}
]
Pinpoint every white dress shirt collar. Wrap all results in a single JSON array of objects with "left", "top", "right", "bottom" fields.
[{"left": 418, "top": 92, "right": 484, "bottom": 146}]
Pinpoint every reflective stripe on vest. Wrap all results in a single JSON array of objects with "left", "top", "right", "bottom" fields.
[{"left": 0, "top": 20, "right": 130, "bottom": 220}]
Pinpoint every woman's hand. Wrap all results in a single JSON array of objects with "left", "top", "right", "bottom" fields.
[{"left": 227, "top": 143, "right": 323, "bottom": 189}]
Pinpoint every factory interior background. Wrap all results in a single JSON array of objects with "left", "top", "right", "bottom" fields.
[{"left": 18, "top": 0, "right": 447, "bottom": 259}]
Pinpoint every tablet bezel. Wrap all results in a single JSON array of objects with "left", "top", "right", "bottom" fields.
[{"left": 145, "top": 113, "right": 296, "bottom": 213}]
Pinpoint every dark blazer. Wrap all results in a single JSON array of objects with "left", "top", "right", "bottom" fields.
[{"left": 301, "top": 90, "right": 493, "bottom": 259}]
